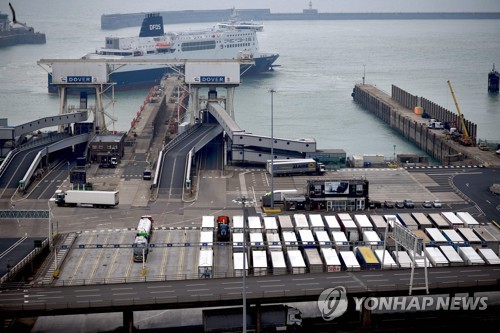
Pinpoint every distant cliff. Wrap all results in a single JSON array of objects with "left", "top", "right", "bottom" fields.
[{"left": 101, "top": 9, "right": 500, "bottom": 30}]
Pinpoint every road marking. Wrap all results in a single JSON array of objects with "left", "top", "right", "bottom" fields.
[
  {"left": 147, "top": 285, "right": 173, "bottom": 289},
  {"left": 186, "top": 283, "right": 206, "bottom": 287},
  {"left": 429, "top": 271, "right": 452, "bottom": 274},
  {"left": 325, "top": 276, "right": 350, "bottom": 279},
  {"left": 150, "top": 290, "right": 174, "bottom": 294},
  {"left": 468, "top": 274, "right": 490, "bottom": 277},
  {"left": 197, "top": 294, "right": 214, "bottom": 297},
  {"left": 40, "top": 291, "right": 62, "bottom": 294},
  {"left": 74, "top": 289, "right": 100, "bottom": 293},
  {"left": 259, "top": 284, "right": 286, "bottom": 288},
  {"left": 221, "top": 281, "right": 242, "bottom": 285},
  {"left": 40, "top": 296, "right": 65, "bottom": 300},
  {"left": 366, "top": 279, "right": 389, "bottom": 283},
  {"left": 113, "top": 292, "right": 137, "bottom": 296},
  {"left": 76, "top": 294, "right": 101, "bottom": 298},
  {"left": 227, "top": 292, "right": 242, "bottom": 295},
  {"left": 77, "top": 300, "right": 103, "bottom": 303},
  {"left": 394, "top": 273, "right": 410, "bottom": 276},
  {"left": 460, "top": 270, "right": 480, "bottom": 273},
  {"left": 187, "top": 289, "right": 210, "bottom": 292},
  {"left": 296, "top": 282, "right": 319, "bottom": 286},
  {"left": 435, "top": 276, "right": 457, "bottom": 279},
  {"left": 257, "top": 279, "right": 282, "bottom": 283},
  {"left": 111, "top": 287, "right": 133, "bottom": 291},
  {"left": 361, "top": 274, "right": 383, "bottom": 277},
  {"left": 224, "top": 286, "right": 246, "bottom": 290}
]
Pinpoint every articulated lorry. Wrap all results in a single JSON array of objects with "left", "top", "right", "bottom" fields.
[
  {"left": 266, "top": 159, "right": 325, "bottom": 177},
  {"left": 54, "top": 190, "right": 119, "bottom": 208},
  {"left": 202, "top": 304, "right": 302, "bottom": 332}
]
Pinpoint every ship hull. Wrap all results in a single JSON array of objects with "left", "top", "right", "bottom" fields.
[{"left": 47, "top": 54, "right": 279, "bottom": 94}]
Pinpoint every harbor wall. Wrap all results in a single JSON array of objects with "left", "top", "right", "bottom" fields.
[{"left": 352, "top": 84, "right": 480, "bottom": 165}]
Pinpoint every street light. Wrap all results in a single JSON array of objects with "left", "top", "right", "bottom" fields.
[
  {"left": 241, "top": 197, "right": 248, "bottom": 333},
  {"left": 393, "top": 144, "right": 396, "bottom": 163},
  {"left": 269, "top": 89, "right": 276, "bottom": 209}
]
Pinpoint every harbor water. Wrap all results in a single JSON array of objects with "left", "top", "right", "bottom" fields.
[{"left": 1, "top": 2, "right": 499, "bottom": 160}]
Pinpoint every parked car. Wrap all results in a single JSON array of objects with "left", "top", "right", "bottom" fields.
[
  {"left": 403, "top": 199, "right": 415, "bottom": 208},
  {"left": 395, "top": 201, "right": 405, "bottom": 209},
  {"left": 422, "top": 201, "right": 433, "bottom": 208},
  {"left": 369, "top": 200, "right": 382, "bottom": 209},
  {"left": 384, "top": 200, "right": 395, "bottom": 208},
  {"left": 432, "top": 199, "right": 442, "bottom": 208}
]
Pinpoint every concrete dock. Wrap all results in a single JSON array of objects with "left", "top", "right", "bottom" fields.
[{"left": 352, "top": 84, "right": 500, "bottom": 167}]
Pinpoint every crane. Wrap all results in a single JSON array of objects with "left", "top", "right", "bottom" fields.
[{"left": 447, "top": 80, "right": 473, "bottom": 146}]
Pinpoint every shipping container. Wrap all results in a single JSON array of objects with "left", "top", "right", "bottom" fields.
[
  {"left": 439, "top": 246, "right": 464, "bottom": 266},
  {"left": 314, "top": 230, "right": 332, "bottom": 247},
  {"left": 362, "top": 230, "right": 384, "bottom": 249},
  {"left": 396, "top": 213, "right": 419, "bottom": 231},
  {"left": 411, "top": 212, "right": 433, "bottom": 229},
  {"left": 293, "top": 214, "right": 309, "bottom": 230},
  {"left": 456, "top": 228, "right": 482, "bottom": 248},
  {"left": 392, "top": 250, "right": 412, "bottom": 268},
  {"left": 232, "top": 233, "right": 244, "bottom": 252},
  {"left": 374, "top": 249, "right": 398, "bottom": 269},
  {"left": 308, "top": 214, "right": 325, "bottom": 231},
  {"left": 201, "top": 216, "right": 215, "bottom": 231},
  {"left": 425, "top": 228, "right": 448, "bottom": 245},
  {"left": 355, "top": 246, "right": 381, "bottom": 270},
  {"left": 458, "top": 247, "right": 485, "bottom": 265},
  {"left": 354, "top": 214, "right": 373, "bottom": 233},
  {"left": 232, "top": 215, "right": 244, "bottom": 233},
  {"left": 233, "top": 252, "right": 249, "bottom": 277},
  {"left": 476, "top": 248, "right": 500, "bottom": 265},
  {"left": 424, "top": 247, "right": 449, "bottom": 267},
  {"left": 263, "top": 217, "right": 278, "bottom": 233},
  {"left": 252, "top": 250, "right": 268, "bottom": 276},
  {"left": 442, "top": 229, "right": 466, "bottom": 246},
  {"left": 338, "top": 214, "right": 359, "bottom": 242},
  {"left": 321, "top": 248, "right": 342, "bottom": 272},
  {"left": 282, "top": 231, "right": 299, "bottom": 249},
  {"left": 441, "top": 212, "right": 464, "bottom": 229},
  {"left": 455, "top": 212, "right": 480, "bottom": 228},
  {"left": 338, "top": 251, "right": 361, "bottom": 271},
  {"left": 286, "top": 250, "right": 307, "bottom": 274},
  {"left": 323, "top": 215, "right": 341, "bottom": 232},
  {"left": 278, "top": 215, "right": 294, "bottom": 232},
  {"left": 198, "top": 249, "right": 213, "bottom": 278},
  {"left": 369, "top": 215, "right": 388, "bottom": 234},
  {"left": 200, "top": 231, "right": 214, "bottom": 249},
  {"left": 269, "top": 250, "right": 287, "bottom": 275},
  {"left": 428, "top": 213, "right": 450, "bottom": 229},
  {"left": 248, "top": 216, "right": 263, "bottom": 232},
  {"left": 331, "top": 231, "right": 350, "bottom": 251},
  {"left": 250, "top": 232, "right": 264, "bottom": 249},
  {"left": 266, "top": 232, "right": 282, "bottom": 251},
  {"left": 298, "top": 229, "right": 316, "bottom": 248},
  {"left": 303, "top": 248, "right": 324, "bottom": 273}
]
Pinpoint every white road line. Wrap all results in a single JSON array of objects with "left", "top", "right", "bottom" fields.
[
  {"left": 221, "top": 281, "right": 242, "bottom": 285},
  {"left": 434, "top": 276, "right": 457, "bottom": 279},
  {"left": 197, "top": 294, "right": 214, "bottom": 297},
  {"left": 77, "top": 300, "right": 103, "bottom": 303},
  {"left": 187, "top": 289, "right": 210, "bottom": 292},
  {"left": 325, "top": 276, "right": 350, "bottom": 279},
  {"left": 40, "top": 291, "right": 62, "bottom": 294},
  {"left": 366, "top": 279, "right": 388, "bottom": 282},
  {"left": 111, "top": 287, "right": 133, "bottom": 291},
  {"left": 74, "top": 289, "right": 100, "bottom": 293},
  {"left": 113, "top": 292, "right": 137, "bottom": 296},
  {"left": 76, "top": 294, "right": 101, "bottom": 298},
  {"left": 394, "top": 273, "right": 411, "bottom": 276},
  {"left": 224, "top": 287, "right": 245, "bottom": 290},
  {"left": 460, "top": 270, "right": 480, "bottom": 273},
  {"left": 259, "top": 284, "right": 286, "bottom": 288},
  {"left": 257, "top": 279, "right": 282, "bottom": 283},
  {"left": 291, "top": 277, "right": 315, "bottom": 281},
  {"left": 150, "top": 290, "right": 174, "bottom": 294},
  {"left": 147, "top": 285, "right": 173, "bottom": 289},
  {"left": 429, "top": 271, "right": 452, "bottom": 274},
  {"left": 40, "top": 296, "right": 65, "bottom": 300},
  {"left": 468, "top": 274, "right": 490, "bottom": 277},
  {"left": 227, "top": 292, "right": 242, "bottom": 295},
  {"left": 296, "top": 282, "right": 319, "bottom": 286},
  {"left": 361, "top": 274, "right": 383, "bottom": 277},
  {"left": 186, "top": 283, "right": 206, "bottom": 287}
]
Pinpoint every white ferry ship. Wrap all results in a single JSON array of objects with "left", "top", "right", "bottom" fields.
[{"left": 48, "top": 12, "right": 278, "bottom": 93}]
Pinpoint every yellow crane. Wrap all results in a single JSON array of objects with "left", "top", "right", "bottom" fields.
[{"left": 447, "top": 80, "right": 473, "bottom": 146}]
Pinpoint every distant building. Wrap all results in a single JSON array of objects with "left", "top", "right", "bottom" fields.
[
  {"left": 89, "top": 133, "right": 125, "bottom": 164},
  {"left": 305, "top": 179, "right": 369, "bottom": 211}
]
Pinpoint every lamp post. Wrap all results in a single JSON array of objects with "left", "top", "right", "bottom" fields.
[
  {"left": 269, "top": 89, "right": 275, "bottom": 209},
  {"left": 393, "top": 144, "right": 396, "bottom": 163},
  {"left": 241, "top": 196, "right": 248, "bottom": 333}
]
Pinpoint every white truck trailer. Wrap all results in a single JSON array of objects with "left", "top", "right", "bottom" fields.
[
  {"left": 278, "top": 215, "right": 294, "bottom": 232},
  {"left": 286, "top": 249, "right": 306, "bottom": 274},
  {"left": 456, "top": 212, "right": 480, "bottom": 228},
  {"left": 439, "top": 246, "right": 465, "bottom": 266},
  {"left": 442, "top": 229, "right": 466, "bottom": 246},
  {"left": 411, "top": 212, "right": 433, "bottom": 229},
  {"left": 201, "top": 215, "right": 215, "bottom": 231},
  {"left": 202, "top": 305, "right": 302, "bottom": 333},
  {"left": 233, "top": 252, "right": 249, "bottom": 277},
  {"left": 54, "top": 190, "right": 119, "bottom": 208},
  {"left": 250, "top": 232, "right": 264, "bottom": 249},
  {"left": 374, "top": 249, "right": 398, "bottom": 269},
  {"left": 424, "top": 247, "right": 449, "bottom": 267},
  {"left": 362, "top": 230, "right": 383, "bottom": 249},
  {"left": 354, "top": 214, "right": 374, "bottom": 233},
  {"left": 458, "top": 246, "right": 485, "bottom": 265},
  {"left": 303, "top": 248, "right": 324, "bottom": 273},
  {"left": 199, "top": 231, "right": 214, "bottom": 249},
  {"left": 263, "top": 216, "right": 278, "bottom": 233},
  {"left": 248, "top": 216, "right": 263, "bottom": 232},
  {"left": 369, "top": 215, "right": 387, "bottom": 235},
  {"left": 456, "top": 228, "right": 482, "bottom": 248},
  {"left": 269, "top": 250, "right": 288, "bottom": 275},
  {"left": 331, "top": 231, "right": 350, "bottom": 251},
  {"left": 252, "top": 250, "right": 268, "bottom": 276},
  {"left": 441, "top": 212, "right": 464, "bottom": 229},
  {"left": 338, "top": 251, "right": 361, "bottom": 271},
  {"left": 232, "top": 233, "right": 244, "bottom": 252},
  {"left": 323, "top": 215, "right": 341, "bottom": 232},
  {"left": 293, "top": 213, "right": 309, "bottom": 230},
  {"left": 266, "top": 232, "right": 282, "bottom": 251},
  {"left": 392, "top": 250, "right": 412, "bottom": 268},
  {"left": 338, "top": 214, "right": 359, "bottom": 242},
  {"left": 425, "top": 228, "right": 448, "bottom": 245},
  {"left": 232, "top": 215, "right": 244, "bottom": 233},
  {"left": 321, "top": 248, "right": 342, "bottom": 272},
  {"left": 308, "top": 214, "right": 325, "bottom": 231},
  {"left": 298, "top": 229, "right": 316, "bottom": 248},
  {"left": 428, "top": 213, "right": 450, "bottom": 229},
  {"left": 198, "top": 249, "right": 213, "bottom": 278},
  {"left": 282, "top": 231, "right": 299, "bottom": 249},
  {"left": 314, "top": 230, "right": 332, "bottom": 247},
  {"left": 267, "top": 158, "right": 325, "bottom": 176},
  {"left": 477, "top": 248, "right": 500, "bottom": 265}
]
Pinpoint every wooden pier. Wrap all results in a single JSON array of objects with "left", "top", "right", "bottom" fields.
[{"left": 352, "top": 84, "right": 499, "bottom": 166}]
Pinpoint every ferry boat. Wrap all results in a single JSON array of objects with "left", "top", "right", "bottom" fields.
[
  {"left": 47, "top": 12, "right": 278, "bottom": 93},
  {"left": 216, "top": 7, "right": 264, "bottom": 32},
  {"left": 0, "top": 3, "right": 46, "bottom": 48}
]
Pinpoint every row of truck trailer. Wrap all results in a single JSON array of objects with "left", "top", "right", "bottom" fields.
[{"left": 195, "top": 212, "right": 499, "bottom": 277}]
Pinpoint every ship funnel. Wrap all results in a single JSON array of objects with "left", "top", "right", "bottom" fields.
[{"left": 139, "top": 12, "right": 164, "bottom": 37}]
